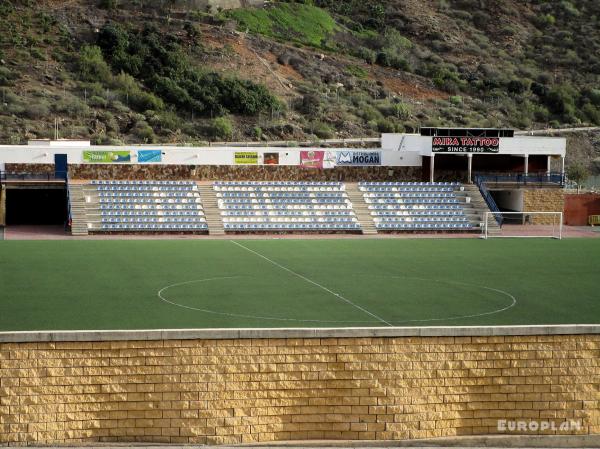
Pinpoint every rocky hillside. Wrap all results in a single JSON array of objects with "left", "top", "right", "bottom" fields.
[{"left": 0, "top": 0, "right": 599, "bottom": 173}]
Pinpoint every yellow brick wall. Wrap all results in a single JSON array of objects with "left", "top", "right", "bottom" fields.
[
  {"left": 1, "top": 335, "right": 599, "bottom": 445},
  {"left": 523, "top": 189, "right": 565, "bottom": 224}
]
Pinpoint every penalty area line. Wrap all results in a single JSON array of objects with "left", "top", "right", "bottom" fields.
[{"left": 230, "top": 240, "right": 393, "bottom": 327}]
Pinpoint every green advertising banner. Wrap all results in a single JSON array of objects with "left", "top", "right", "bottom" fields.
[
  {"left": 83, "top": 151, "right": 131, "bottom": 163},
  {"left": 234, "top": 152, "right": 258, "bottom": 165}
]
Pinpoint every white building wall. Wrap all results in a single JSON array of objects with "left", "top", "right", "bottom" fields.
[
  {"left": 0, "top": 133, "right": 566, "bottom": 168},
  {"left": 0, "top": 146, "right": 420, "bottom": 167},
  {"left": 382, "top": 134, "right": 566, "bottom": 157},
  {"left": 498, "top": 137, "right": 566, "bottom": 156}
]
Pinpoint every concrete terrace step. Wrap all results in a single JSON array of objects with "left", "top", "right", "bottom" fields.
[
  {"left": 345, "top": 183, "right": 378, "bottom": 235},
  {"left": 198, "top": 184, "right": 226, "bottom": 236},
  {"left": 460, "top": 185, "right": 502, "bottom": 234},
  {"left": 68, "top": 184, "right": 89, "bottom": 236}
]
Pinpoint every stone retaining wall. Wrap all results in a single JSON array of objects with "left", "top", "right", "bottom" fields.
[
  {"left": 523, "top": 188, "right": 566, "bottom": 224},
  {"left": 4, "top": 164, "right": 418, "bottom": 182},
  {"left": 1, "top": 332, "right": 598, "bottom": 445}
]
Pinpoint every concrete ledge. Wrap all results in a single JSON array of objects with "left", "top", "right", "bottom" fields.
[
  {"left": 1, "top": 324, "right": 600, "bottom": 343},
  {"left": 228, "top": 435, "right": 600, "bottom": 447},
  {"left": 226, "top": 435, "right": 600, "bottom": 447},
  {"left": 31, "top": 435, "right": 600, "bottom": 448}
]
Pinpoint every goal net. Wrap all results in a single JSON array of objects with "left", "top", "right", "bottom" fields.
[{"left": 482, "top": 211, "right": 563, "bottom": 240}]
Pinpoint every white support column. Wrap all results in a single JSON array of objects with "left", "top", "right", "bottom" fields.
[
  {"left": 467, "top": 154, "right": 473, "bottom": 184},
  {"left": 547, "top": 155, "right": 552, "bottom": 175},
  {"left": 524, "top": 155, "right": 529, "bottom": 176},
  {"left": 430, "top": 154, "right": 435, "bottom": 183},
  {"left": 561, "top": 156, "right": 565, "bottom": 176}
]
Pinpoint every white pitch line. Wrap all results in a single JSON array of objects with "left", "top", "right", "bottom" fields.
[{"left": 231, "top": 240, "right": 393, "bottom": 326}]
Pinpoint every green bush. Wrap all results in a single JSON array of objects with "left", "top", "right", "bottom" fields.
[
  {"left": 209, "top": 116, "right": 234, "bottom": 140},
  {"left": 376, "top": 118, "right": 397, "bottom": 133},
  {"left": 585, "top": 88, "right": 600, "bottom": 107},
  {"left": 98, "top": 110, "right": 119, "bottom": 132},
  {"left": 109, "top": 99, "right": 130, "bottom": 113},
  {"left": 309, "top": 121, "right": 334, "bottom": 139},
  {"left": 358, "top": 104, "right": 383, "bottom": 122},
  {"left": 345, "top": 65, "right": 369, "bottom": 79},
  {"left": 99, "top": 0, "right": 119, "bottom": 9},
  {"left": 353, "top": 46, "right": 376, "bottom": 64},
  {"left": 132, "top": 120, "right": 156, "bottom": 143},
  {"left": 128, "top": 89, "right": 164, "bottom": 112},
  {"left": 148, "top": 110, "right": 180, "bottom": 133},
  {"left": 24, "top": 101, "right": 49, "bottom": 119},
  {"left": 29, "top": 47, "right": 44, "bottom": 60},
  {"left": 296, "top": 93, "right": 323, "bottom": 115},
  {"left": 77, "top": 45, "right": 112, "bottom": 83},
  {"left": 559, "top": 1, "right": 580, "bottom": 17},
  {"left": 88, "top": 95, "right": 108, "bottom": 107},
  {"left": 535, "top": 13, "right": 556, "bottom": 28},
  {"left": 54, "top": 97, "right": 90, "bottom": 117},
  {"left": 582, "top": 103, "right": 600, "bottom": 125},
  {"left": 392, "top": 102, "right": 412, "bottom": 120},
  {"left": 543, "top": 85, "right": 577, "bottom": 117},
  {"left": 0, "top": 67, "right": 18, "bottom": 86}
]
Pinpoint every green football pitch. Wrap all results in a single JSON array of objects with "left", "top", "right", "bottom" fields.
[{"left": 0, "top": 238, "right": 599, "bottom": 331}]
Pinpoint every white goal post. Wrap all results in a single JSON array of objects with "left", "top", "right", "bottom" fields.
[{"left": 482, "top": 211, "right": 563, "bottom": 240}]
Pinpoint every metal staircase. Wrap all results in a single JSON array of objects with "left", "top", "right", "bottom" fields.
[
  {"left": 198, "top": 183, "right": 225, "bottom": 236},
  {"left": 345, "top": 183, "right": 378, "bottom": 235}
]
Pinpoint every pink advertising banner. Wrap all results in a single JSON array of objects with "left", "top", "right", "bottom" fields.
[{"left": 300, "top": 150, "right": 325, "bottom": 169}]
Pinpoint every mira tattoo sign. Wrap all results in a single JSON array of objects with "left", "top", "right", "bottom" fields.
[{"left": 432, "top": 137, "right": 500, "bottom": 153}]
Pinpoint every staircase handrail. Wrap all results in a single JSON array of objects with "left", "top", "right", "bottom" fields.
[{"left": 473, "top": 175, "right": 503, "bottom": 226}]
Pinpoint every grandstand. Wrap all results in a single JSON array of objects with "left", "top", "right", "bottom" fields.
[
  {"left": 85, "top": 180, "right": 207, "bottom": 232},
  {"left": 215, "top": 181, "right": 360, "bottom": 232},
  {"left": 0, "top": 127, "right": 567, "bottom": 239},
  {"left": 360, "top": 181, "right": 473, "bottom": 231},
  {"left": 66, "top": 179, "right": 495, "bottom": 235}
]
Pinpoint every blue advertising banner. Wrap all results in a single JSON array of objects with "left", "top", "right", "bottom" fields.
[
  {"left": 138, "top": 150, "right": 162, "bottom": 163},
  {"left": 336, "top": 151, "right": 381, "bottom": 166}
]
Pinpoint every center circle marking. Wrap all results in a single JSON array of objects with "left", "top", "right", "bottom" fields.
[{"left": 157, "top": 275, "right": 517, "bottom": 324}]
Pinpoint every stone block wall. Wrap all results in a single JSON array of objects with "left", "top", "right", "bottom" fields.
[
  {"left": 523, "top": 188, "right": 566, "bottom": 225},
  {"left": 5, "top": 164, "right": 419, "bottom": 182},
  {"left": 1, "top": 334, "right": 598, "bottom": 445},
  {"left": 4, "top": 164, "right": 54, "bottom": 176}
]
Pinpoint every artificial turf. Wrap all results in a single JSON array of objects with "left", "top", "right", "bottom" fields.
[{"left": 0, "top": 238, "right": 599, "bottom": 331}]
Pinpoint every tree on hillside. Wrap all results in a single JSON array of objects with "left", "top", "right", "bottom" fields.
[{"left": 567, "top": 162, "right": 590, "bottom": 193}]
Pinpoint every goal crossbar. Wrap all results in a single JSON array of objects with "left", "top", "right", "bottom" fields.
[{"left": 483, "top": 211, "right": 563, "bottom": 240}]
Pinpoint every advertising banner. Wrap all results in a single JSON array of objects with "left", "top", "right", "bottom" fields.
[
  {"left": 263, "top": 152, "right": 279, "bottom": 165},
  {"left": 137, "top": 150, "right": 162, "bottom": 163},
  {"left": 432, "top": 137, "right": 500, "bottom": 153},
  {"left": 300, "top": 150, "right": 325, "bottom": 169},
  {"left": 335, "top": 151, "right": 381, "bottom": 166},
  {"left": 83, "top": 151, "right": 131, "bottom": 163},
  {"left": 234, "top": 152, "right": 258, "bottom": 164}
]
